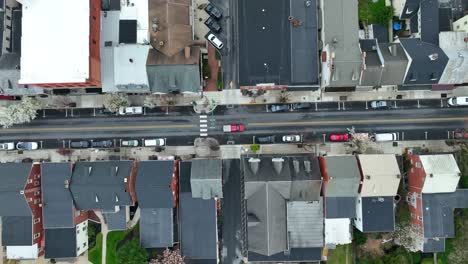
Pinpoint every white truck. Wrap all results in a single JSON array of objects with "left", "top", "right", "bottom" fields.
[{"left": 118, "top": 106, "right": 143, "bottom": 115}]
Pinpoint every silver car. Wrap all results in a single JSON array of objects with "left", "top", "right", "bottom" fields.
[{"left": 16, "top": 142, "right": 38, "bottom": 150}]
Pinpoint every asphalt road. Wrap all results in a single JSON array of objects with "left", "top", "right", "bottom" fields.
[{"left": 0, "top": 100, "right": 466, "bottom": 149}]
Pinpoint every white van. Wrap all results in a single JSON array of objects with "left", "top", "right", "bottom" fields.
[
  {"left": 372, "top": 133, "right": 397, "bottom": 142},
  {"left": 447, "top": 96, "right": 468, "bottom": 107},
  {"left": 119, "top": 106, "right": 143, "bottom": 115},
  {"left": 144, "top": 138, "right": 165, "bottom": 147}
]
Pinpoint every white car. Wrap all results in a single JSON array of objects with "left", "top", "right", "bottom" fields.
[
  {"left": 16, "top": 142, "right": 38, "bottom": 150},
  {"left": 121, "top": 140, "right": 139, "bottom": 147},
  {"left": 447, "top": 96, "right": 468, "bottom": 107},
  {"left": 144, "top": 138, "right": 166, "bottom": 147},
  {"left": 0, "top": 142, "right": 14, "bottom": 150},
  {"left": 282, "top": 135, "right": 301, "bottom": 143},
  {"left": 118, "top": 106, "right": 143, "bottom": 115},
  {"left": 207, "top": 33, "right": 224, "bottom": 50}
]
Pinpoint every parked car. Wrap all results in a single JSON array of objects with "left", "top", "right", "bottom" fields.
[
  {"left": 204, "top": 3, "right": 223, "bottom": 19},
  {"left": 118, "top": 106, "right": 143, "bottom": 115},
  {"left": 204, "top": 17, "right": 221, "bottom": 33},
  {"left": 369, "top": 100, "right": 390, "bottom": 109},
  {"left": 454, "top": 131, "right": 468, "bottom": 139},
  {"left": 329, "top": 133, "right": 349, "bottom": 142},
  {"left": 371, "top": 133, "right": 397, "bottom": 142},
  {"left": 16, "top": 142, "right": 38, "bottom": 150},
  {"left": 291, "top": 103, "right": 312, "bottom": 110},
  {"left": 447, "top": 96, "right": 468, "bottom": 107},
  {"left": 91, "top": 140, "right": 113, "bottom": 148},
  {"left": 144, "top": 138, "right": 166, "bottom": 147},
  {"left": 207, "top": 33, "right": 224, "bottom": 50},
  {"left": 223, "top": 124, "right": 245, "bottom": 133},
  {"left": 121, "top": 140, "right": 139, "bottom": 147},
  {"left": 270, "top": 104, "right": 290, "bottom": 112},
  {"left": 0, "top": 95, "right": 19, "bottom": 100},
  {"left": 256, "top": 135, "right": 276, "bottom": 144},
  {"left": 282, "top": 135, "right": 301, "bottom": 143},
  {"left": 0, "top": 142, "right": 14, "bottom": 150},
  {"left": 70, "top": 141, "right": 90, "bottom": 148}
]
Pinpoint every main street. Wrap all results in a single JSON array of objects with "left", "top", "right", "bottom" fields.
[{"left": 0, "top": 99, "right": 466, "bottom": 149}]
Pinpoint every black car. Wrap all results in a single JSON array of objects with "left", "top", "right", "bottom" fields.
[
  {"left": 256, "top": 135, "right": 276, "bottom": 144},
  {"left": 70, "top": 141, "right": 90, "bottom": 148},
  {"left": 204, "top": 3, "right": 223, "bottom": 19},
  {"left": 291, "top": 103, "right": 312, "bottom": 110},
  {"left": 91, "top": 140, "right": 113, "bottom": 148},
  {"left": 205, "top": 17, "right": 221, "bottom": 33}
]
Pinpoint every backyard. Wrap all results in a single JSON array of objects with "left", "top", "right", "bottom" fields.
[
  {"left": 358, "top": 0, "right": 393, "bottom": 25},
  {"left": 327, "top": 244, "right": 353, "bottom": 264}
]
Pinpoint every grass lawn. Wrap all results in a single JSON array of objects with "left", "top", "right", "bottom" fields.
[
  {"left": 106, "top": 230, "right": 128, "bottom": 264},
  {"left": 88, "top": 233, "right": 102, "bottom": 264},
  {"left": 358, "top": 0, "right": 392, "bottom": 25},
  {"left": 328, "top": 244, "right": 352, "bottom": 264}
]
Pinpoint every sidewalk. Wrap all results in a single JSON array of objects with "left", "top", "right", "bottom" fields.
[{"left": 5, "top": 86, "right": 465, "bottom": 110}]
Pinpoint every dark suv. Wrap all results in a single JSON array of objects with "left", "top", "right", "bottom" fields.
[
  {"left": 256, "top": 135, "right": 276, "bottom": 144},
  {"left": 91, "top": 140, "right": 113, "bottom": 148},
  {"left": 205, "top": 3, "right": 223, "bottom": 19},
  {"left": 70, "top": 141, "right": 90, "bottom": 148},
  {"left": 205, "top": 17, "right": 221, "bottom": 33}
]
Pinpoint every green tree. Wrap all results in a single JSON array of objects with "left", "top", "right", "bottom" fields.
[
  {"left": 116, "top": 240, "right": 148, "bottom": 264},
  {"left": 353, "top": 228, "right": 367, "bottom": 246}
]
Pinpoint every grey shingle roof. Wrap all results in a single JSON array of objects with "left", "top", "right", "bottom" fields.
[
  {"left": 369, "top": 24, "right": 388, "bottom": 43},
  {"left": 326, "top": 197, "right": 356, "bottom": 218},
  {"left": 400, "top": 38, "right": 449, "bottom": 85},
  {"left": 420, "top": 0, "right": 439, "bottom": 45},
  {"left": 287, "top": 200, "right": 323, "bottom": 248},
  {"left": 378, "top": 42, "right": 409, "bottom": 85},
  {"left": 361, "top": 196, "right": 395, "bottom": 232},
  {"left": 422, "top": 190, "right": 468, "bottom": 238},
  {"left": 103, "top": 206, "right": 127, "bottom": 231},
  {"left": 179, "top": 193, "right": 217, "bottom": 260},
  {"left": 135, "top": 160, "right": 174, "bottom": 209},
  {"left": 69, "top": 161, "right": 133, "bottom": 211},
  {"left": 0, "top": 163, "right": 32, "bottom": 217},
  {"left": 400, "top": 0, "right": 421, "bottom": 19},
  {"left": 423, "top": 238, "right": 445, "bottom": 253},
  {"left": 190, "top": 159, "right": 223, "bottom": 199},
  {"left": 147, "top": 64, "right": 200, "bottom": 94},
  {"left": 323, "top": 156, "right": 360, "bottom": 197},
  {"left": 2, "top": 216, "right": 32, "bottom": 246},
  {"left": 44, "top": 228, "right": 77, "bottom": 258},
  {"left": 360, "top": 39, "right": 383, "bottom": 87},
  {"left": 41, "top": 163, "right": 74, "bottom": 229},
  {"left": 140, "top": 208, "right": 173, "bottom": 248}
]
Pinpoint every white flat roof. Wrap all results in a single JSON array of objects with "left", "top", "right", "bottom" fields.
[
  {"left": 19, "top": 0, "right": 90, "bottom": 84},
  {"left": 359, "top": 154, "right": 401, "bottom": 197},
  {"left": 120, "top": 0, "right": 149, "bottom": 44},
  {"left": 420, "top": 154, "right": 460, "bottom": 194},
  {"left": 325, "top": 218, "right": 352, "bottom": 246},
  {"left": 6, "top": 245, "right": 38, "bottom": 259}
]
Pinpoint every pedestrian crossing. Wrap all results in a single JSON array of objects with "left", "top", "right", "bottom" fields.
[{"left": 200, "top": 115, "right": 208, "bottom": 137}]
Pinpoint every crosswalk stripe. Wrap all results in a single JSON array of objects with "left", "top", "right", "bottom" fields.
[
  {"left": 200, "top": 124, "right": 207, "bottom": 128},
  {"left": 200, "top": 119, "right": 207, "bottom": 123},
  {"left": 200, "top": 115, "right": 208, "bottom": 119},
  {"left": 200, "top": 129, "right": 208, "bottom": 132},
  {"left": 200, "top": 133, "right": 208, "bottom": 137}
]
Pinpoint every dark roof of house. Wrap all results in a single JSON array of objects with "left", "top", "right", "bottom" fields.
[
  {"left": 11, "top": 9, "right": 21, "bottom": 53},
  {"left": 69, "top": 161, "right": 133, "bottom": 211},
  {"left": 400, "top": 38, "right": 449, "bottom": 85},
  {"left": 185, "top": 260, "right": 217, "bottom": 264},
  {"left": 140, "top": 208, "right": 173, "bottom": 248},
  {"left": 103, "top": 207, "right": 127, "bottom": 231},
  {"left": 190, "top": 159, "right": 223, "bottom": 199},
  {"left": 422, "top": 190, "right": 468, "bottom": 238},
  {"left": 179, "top": 161, "right": 192, "bottom": 193},
  {"left": 378, "top": 42, "right": 409, "bottom": 86},
  {"left": 420, "top": 0, "right": 439, "bottom": 45},
  {"left": 423, "top": 238, "right": 445, "bottom": 253},
  {"left": 2, "top": 216, "right": 32, "bottom": 246},
  {"left": 248, "top": 247, "right": 322, "bottom": 262},
  {"left": 370, "top": 24, "right": 388, "bottom": 43},
  {"left": 323, "top": 156, "right": 360, "bottom": 198},
  {"left": 0, "top": 11, "right": 3, "bottom": 56},
  {"left": 102, "top": 0, "right": 121, "bottom": 10},
  {"left": 41, "top": 163, "right": 74, "bottom": 229},
  {"left": 400, "top": 0, "right": 421, "bottom": 19},
  {"left": 119, "top": 20, "right": 137, "bottom": 44},
  {"left": 361, "top": 196, "right": 395, "bottom": 232},
  {"left": 44, "top": 228, "right": 77, "bottom": 258},
  {"left": 438, "top": 7, "right": 452, "bottom": 32},
  {"left": 146, "top": 64, "right": 201, "bottom": 94},
  {"left": 179, "top": 192, "right": 217, "bottom": 260},
  {"left": 0, "top": 163, "right": 32, "bottom": 217},
  {"left": 410, "top": 14, "right": 419, "bottom": 33},
  {"left": 326, "top": 197, "right": 356, "bottom": 218},
  {"left": 135, "top": 160, "right": 174, "bottom": 209}
]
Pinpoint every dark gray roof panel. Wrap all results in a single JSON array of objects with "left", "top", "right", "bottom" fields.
[
  {"left": 147, "top": 65, "right": 201, "bottom": 93},
  {"left": 70, "top": 161, "right": 133, "bottom": 211},
  {"left": 119, "top": 20, "right": 137, "bottom": 44},
  {"left": 44, "top": 228, "right": 77, "bottom": 258},
  {"left": 422, "top": 190, "right": 468, "bottom": 238},
  {"left": 423, "top": 238, "right": 445, "bottom": 253},
  {"left": 0, "top": 163, "right": 32, "bottom": 217},
  {"left": 12, "top": 9, "right": 21, "bottom": 53},
  {"left": 361, "top": 196, "right": 395, "bottom": 232},
  {"left": 378, "top": 42, "right": 409, "bottom": 86},
  {"left": 400, "top": 38, "right": 448, "bottom": 85},
  {"left": 140, "top": 208, "right": 173, "bottom": 248},
  {"left": 323, "top": 156, "right": 360, "bottom": 197},
  {"left": 370, "top": 24, "right": 388, "bottom": 43},
  {"left": 326, "top": 197, "right": 356, "bottom": 219},
  {"left": 180, "top": 193, "right": 217, "bottom": 260},
  {"left": 2, "top": 216, "right": 32, "bottom": 246},
  {"left": 135, "top": 160, "right": 174, "bottom": 209},
  {"left": 420, "top": 0, "right": 439, "bottom": 45},
  {"left": 290, "top": 0, "right": 319, "bottom": 85},
  {"left": 179, "top": 161, "right": 192, "bottom": 193},
  {"left": 400, "top": 0, "right": 421, "bottom": 19},
  {"left": 191, "top": 159, "right": 223, "bottom": 199},
  {"left": 41, "top": 163, "right": 74, "bottom": 229},
  {"left": 248, "top": 247, "right": 322, "bottom": 262},
  {"left": 410, "top": 15, "right": 419, "bottom": 33},
  {"left": 103, "top": 207, "right": 127, "bottom": 231}
]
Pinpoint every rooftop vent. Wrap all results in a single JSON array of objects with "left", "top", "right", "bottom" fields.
[
  {"left": 272, "top": 158, "right": 285, "bottom": 175},
  {"left": 396, "top": 174, "right": 401, "bottom": 179},
  {"left": 88, "top": 167, "right": 93, "bottom": 176},
  {"left": 248, "top": 158, "right": 261, "bottom": 175},
  {"left": 378, "top": 197, "right": 385, "bottom": 202},
  {"left": 95, "top": 195, "right": 99, "bottom": 203},
  {"left": 365, "top": 175, "right": 371, "bottom": 180},
  {"left": 428, "top": 53, "right": 438, "bottom": 61},
  {"left": 429, "top": 173, "right": 434, "bottom": 178},
  {"left": 115, "top": 166, "right": 119, "bottom": 175},
  {"left": 64, "top": 180, "right": 70, "bottom": 189},
  {"left": 115, "top": 194, "right": 119, "bottom": 202},
  {"left": 430, "top": 72, "right": 438, "bottom": 81},
  {"left": 389, "top": 44, "right": 398, "bottom": 56},
  {"left": 152, "top": 17, "right": 159, "bottom": 32}
]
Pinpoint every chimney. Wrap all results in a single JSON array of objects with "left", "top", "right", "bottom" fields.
[
  {"left": 292, "top": 160, "right": 300, "bottom": 174},
  {"left": 304, "top": 160, "right": 311, "bottom": 173},
  {"left": 428, "top": 53, "right": 438, "bottom": 61},
  {"left": 389, "top": 45, "right": 398, "bottom": 56},
  {"left": 184, "top": 46, "right": 191, "bottom": 59},
  {"left": 248, "top": 158, "right": 260, "bottom": 175},
  {"left": 272, "top": 158, "right": 284, "bottom": 175}
]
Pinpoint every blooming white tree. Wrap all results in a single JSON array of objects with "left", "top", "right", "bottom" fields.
[
  {"left": 149, "top": 248, "right": 185, "bottom": 264},
  {"left": 104, "top": 93, "right": 129, "bottom": 113},
  {"left": 0, "top": 97, "right": 42, "bottom": 128}
]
